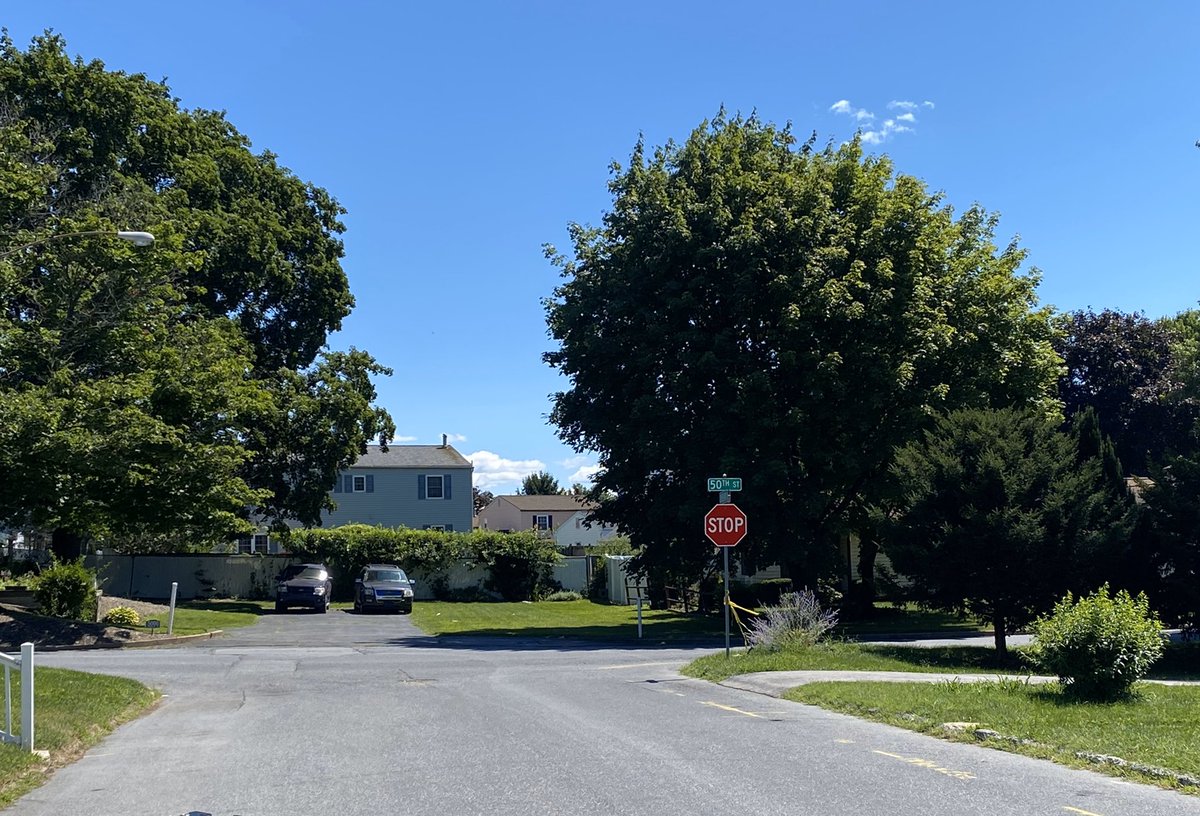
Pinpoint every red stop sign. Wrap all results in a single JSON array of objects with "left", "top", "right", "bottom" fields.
[{"left": 704, "top": 503, "right": 747, "bottom": 547}]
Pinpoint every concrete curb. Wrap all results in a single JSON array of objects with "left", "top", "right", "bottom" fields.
[
  {"left": 718, "top": 669, "right": 1198, "bottom": 698},
  {"left": 15, "top": 630, "right": 225, "bottom": 652}
]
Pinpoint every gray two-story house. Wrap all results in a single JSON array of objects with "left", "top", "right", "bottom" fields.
[{"left": 320, "top": 440, "right": 474, "bottom": 532}]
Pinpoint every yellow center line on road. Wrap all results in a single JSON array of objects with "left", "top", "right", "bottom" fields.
[
  {"left": 872, "top": 750, "right": 976, "bottom": 781},
  {"left": 702, "top": 701, "right": 763, "bottom": 718},
  {"left": 1063, "top": 807, "right": 1105, "bottom": 816}
]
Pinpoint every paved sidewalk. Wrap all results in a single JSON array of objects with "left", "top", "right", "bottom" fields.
[{"left": 720, "top": 670, "right": 1199, "bottom": 697}]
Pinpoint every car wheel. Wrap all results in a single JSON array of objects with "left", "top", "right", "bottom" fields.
[
  {"left": 319, "top": 600, "right": 328, "bottom": 613},
  {"left": 275, "top": 602, "right": 286, "bottom": 613},
  {"left": 353, "top": 597, "right": 361, "bottom": 613}
]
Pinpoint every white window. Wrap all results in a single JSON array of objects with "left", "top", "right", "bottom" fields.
[
  {"left": 253, "top": 534, "right": 270, "bottom": 554},
  {"left": 533, "top": 514, "right": 551, "bottom": 530},
  {"left": 427, "top": 525, "right": 446, "bottom": 532},
  {"left": 353, "top": 475, "right": 367, "bottom": 493},
  {"left": 426, "top": 475, "right": 444, "bottom": 499}
]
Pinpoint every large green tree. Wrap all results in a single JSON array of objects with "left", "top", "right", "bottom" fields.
[
  {"left": 886, "top": 408, "right": 1133, "bottom": 654},
  {"left": 519, "top": 471, "right": 565, "bottom": 496},
  {"left": 544, "top": 113, "right": 1060, "bottom": 586},
  {"left": 0, "top": 33, "right": 393, "bottom": 554},
  {"left": 1054, "top": 309, "right": 1191, "bottom": 471}
]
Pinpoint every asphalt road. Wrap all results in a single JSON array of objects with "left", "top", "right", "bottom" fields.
[{"left": 8, "top": 610, "right": 1199, "bottom": 816}]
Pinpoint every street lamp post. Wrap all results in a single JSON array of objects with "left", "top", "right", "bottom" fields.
[{"left": 0, "top": 229, "right": 155, "bottom": 260}]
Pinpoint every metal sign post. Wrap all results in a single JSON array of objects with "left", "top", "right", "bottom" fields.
[
  {"left": 723, "top": 547, "right": 730, "bottom": 657},
  {"left": 705, "top": 477, "right": 746, "bottom": 659}
]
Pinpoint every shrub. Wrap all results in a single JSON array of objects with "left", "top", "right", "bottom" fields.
[
  {"left": 587, "top": 559, "right": 609, "bottom": 601},
  {"left": 288, "top": 526, "right": 561, "bottom": 601},
  {"left": 544, "top": 590, "right": 582, "bottom": 602},
  {"left": 103, "top": 606, "right": 141, "bottom": 627},
  {"left": 33, "top": 559, "right": 98, "bottom": 621},
  {"left": 746, "top": 590, "right": 839, "bottom": 652},
  {"left": 1025, "top": 585, "right": 1166, "bottom": 700}
]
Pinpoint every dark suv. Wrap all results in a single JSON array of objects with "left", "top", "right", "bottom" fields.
[
  {"left": 275, "top": 563, "right": 333, "bottom": 613},
  {"left": 354, "top": 563, "right": 415, "bottom": 614}
]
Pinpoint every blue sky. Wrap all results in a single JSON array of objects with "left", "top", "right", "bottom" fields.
[{"left": 7, "top": 2, "right": 1199, "bottom": 492}]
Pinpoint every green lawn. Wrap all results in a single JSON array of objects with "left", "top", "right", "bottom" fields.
[
  {"left": 153, "top": 599, "right": 271, "bottom": 636},
  {"left": 0, "top": 668, "right": 158, "bottom": 809},
  {"left": 836, "top": 604, "right": 989, "bottom": 638},
  {"left": 683, "top": 641, "right": 1027, "bottom": 681},
  {"left": 682, "top": 641, "right": 1200, "bottom": 682},
  {"left": 787, "top": 680, "right": 1200, "bottom": 790},
  {"left": 410, "top": 599, "right": 723, "bottom": 641}
]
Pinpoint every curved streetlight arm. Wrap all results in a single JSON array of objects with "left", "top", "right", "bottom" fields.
[{"left": 0, "top": 229, "right": 155, "bottom": 260}]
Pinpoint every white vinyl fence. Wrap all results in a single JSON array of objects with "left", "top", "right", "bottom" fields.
[{"left": 1, "top": 642, "right": 34, "bottom": 752}]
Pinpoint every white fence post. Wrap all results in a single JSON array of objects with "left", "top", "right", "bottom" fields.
[{"left": 20, "top": 642, "right": 33, "bottom": 752}]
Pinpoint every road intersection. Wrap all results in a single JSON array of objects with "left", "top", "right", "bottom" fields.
[{"left": 8, "top": 612, "right": 1198, "bottom": 815}]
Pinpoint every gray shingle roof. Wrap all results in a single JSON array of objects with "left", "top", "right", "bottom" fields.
[
  {"left": 500, "top": 495, "right": 597, "bottom": 512},
  {"left": 351, "top": 445, "right": 472, "bottom": 469}
]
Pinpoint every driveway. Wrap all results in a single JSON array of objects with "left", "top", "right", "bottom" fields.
[{"left": 8, "top": 613, "right": 1199, "bottom": 816}]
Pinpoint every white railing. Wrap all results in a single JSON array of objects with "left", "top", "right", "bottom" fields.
[{"left": 1, "top": 642, "right": 34, "bottom": 752}]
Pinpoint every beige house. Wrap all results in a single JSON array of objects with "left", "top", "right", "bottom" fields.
[{"left": 476, "top": 495, "right": 598, "bottom": 536}]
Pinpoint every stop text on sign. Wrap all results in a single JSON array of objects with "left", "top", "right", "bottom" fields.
[{"left": 704, "top": 503, "right": 748, "bottom": 547}]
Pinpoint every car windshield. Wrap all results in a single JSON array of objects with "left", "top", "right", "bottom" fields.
[
  {"left": 366, "top": 569, "right": 406, "bottom": 583},
  {"left": 282, "top": 566, "right": 327, "bottom": 581}
]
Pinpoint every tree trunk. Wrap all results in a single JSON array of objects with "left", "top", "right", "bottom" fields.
[
  {"left": 853, "top": 535, "right": 879, "bottom": 615},
  {"left": 51, "top": 528, "right": 83, "bottom": 562},
  {"left": 992, "top": 613, "right": 1008, "bottom": 657}
]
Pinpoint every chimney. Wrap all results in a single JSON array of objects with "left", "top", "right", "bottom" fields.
[{"left": 441, "top": 433, "right": 448, "bottom": 448}]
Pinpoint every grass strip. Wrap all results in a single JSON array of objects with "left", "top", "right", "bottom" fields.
[
  {"left": 682, "top": 641, "right": 1027, "bottom": 681},
  {"left": 156, "top": 600, "right": 270, "bottom": 636},
  {"left": 785, "top": 679, "right": 1200, "bottom": 791},
  {"left": 411, "top": 599, "right": 722, "bottom": 640},
  {"left": 682, "top": 641, "right": 1200, "bottom": 682},
  {"left": 0, "top": 667, "right": 158, "bottom": 809}
]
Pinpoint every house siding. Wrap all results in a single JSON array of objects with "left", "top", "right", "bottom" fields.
[
  {"left": 476, "top": 499, "right": 523, "bottom": 532},
  {"left": 322, "top": 467, "right": 473, "bottom": 532}
]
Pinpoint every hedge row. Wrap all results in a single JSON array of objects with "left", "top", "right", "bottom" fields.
[{"left": 287, "top": 525, "right": 561, "bottom": 601}]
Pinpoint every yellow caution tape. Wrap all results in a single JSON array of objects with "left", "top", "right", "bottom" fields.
[{"left": 723, "top": 594, "right": 760, "bottom": 646}]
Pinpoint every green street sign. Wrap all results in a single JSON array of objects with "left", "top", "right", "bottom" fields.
[{"left": 707, "top": 477, "right": 742, "bottom": 492}]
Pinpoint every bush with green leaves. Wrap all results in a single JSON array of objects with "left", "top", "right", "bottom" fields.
[
  {"left": 33, "top": 558, "right": 98, "bottom": 620},
  {"left": 746, "top": 590, "right": 839, "bottom": 652},
  {"left": 103, "top": 606, "right": 141, "bottom": 627},
  {"left": 1025, "top": 585, "right": 1166, "bottom": 700},
  {"left": 544, "top": 590, "right": 582, "bottom": 602}
]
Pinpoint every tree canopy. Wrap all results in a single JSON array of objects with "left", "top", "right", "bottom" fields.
[
  {"left": 886, "top": 408, "right": 1133, "bottom": 653},
  {"left": 1054, "top": 309, "right": 1192, "bottom": 471},
  {"left": 544, "top": 113, "right": 1061, "bottom": 585},
  {"left": 519, "top": 471, "right": 565, "bottom": 496},
  {"left": 0, "top": 33, "right": 393, "bottom": 553}
]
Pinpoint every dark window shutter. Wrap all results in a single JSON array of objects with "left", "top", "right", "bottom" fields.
[
  {"left": 445, "top": 524, "right": 454, "bottom": 532},
  {"left": 422, "top": 525, "right": 430, "bottom": 530},
  {"left": 444, "top": 474, "right": 452, "bottom": 500},
  {"left": 332, "top": 475, "right": 342, "bottom": 494},
  {"left": 418, "top": 474, "right": 426, "bottom": 500},
  {"left": 366, "top": 474, "right": 375, "bottom": 493},
  {"left": 548, "top": 514, "right": 553, "bottom": 529},
  {"left": 343, "top": 475, "right": 354, "bottom": 493}
]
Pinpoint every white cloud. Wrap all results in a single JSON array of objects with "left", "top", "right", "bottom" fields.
[
  {"left": 568, "top": 463, "right": 602, "bottom": 484},
  {"left": 843, "top": 100, "right": 933, "bottom": 145},
  {"left": 466, "top": 450, "right": 546, "bottom": 491},
  {"left": 560, "top": 455, "right": 592, "bottom": 470},
  {"left": 831, "top": 99, "right": 874, "bottom": 122},
  {"left": 445, "top": 433, "right": 468, "bottom": 443},
  {"left": 393, "top": 435, "right": 418, "bottom": 443}
]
